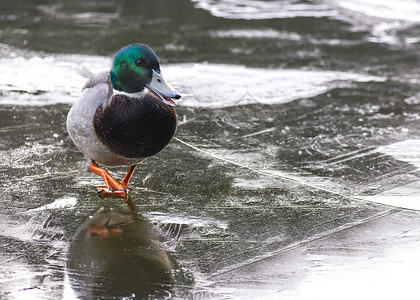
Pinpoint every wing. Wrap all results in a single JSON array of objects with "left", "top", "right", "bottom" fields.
[{"left": 83, "top": 71, "right": 110, "bottom": 90}]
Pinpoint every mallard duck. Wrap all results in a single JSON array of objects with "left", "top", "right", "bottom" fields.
[{"left": 67, "top": 43, "right": 181, "bottom": 197}]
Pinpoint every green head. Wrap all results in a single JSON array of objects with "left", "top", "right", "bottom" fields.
[
  {"left": 110, "top": 44, "right": 159, "bottom": 93},
  {"left": 110, "top": 44, "right": 181, "bottom": 104}
]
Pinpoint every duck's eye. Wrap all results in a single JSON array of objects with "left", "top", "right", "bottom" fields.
[{"left": 134, "top": 59, "right": 144, "bottom": 67}]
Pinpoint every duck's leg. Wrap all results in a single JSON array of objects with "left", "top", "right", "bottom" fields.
[
  {"left": 120, "top": 165, "right": 137, "bottom": 190},
  {"left": 89, "top": 161, "right": 127, "bottom": 197}
]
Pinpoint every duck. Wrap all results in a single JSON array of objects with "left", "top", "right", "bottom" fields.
[{"left": 66, "top": 43, "right": 181, "bottom": 198}]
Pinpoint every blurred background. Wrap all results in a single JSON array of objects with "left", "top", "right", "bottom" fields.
[{"left": 1, "top": 0, "right": 420, "bottom": 299}]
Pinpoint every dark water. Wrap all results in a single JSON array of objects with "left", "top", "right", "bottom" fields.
[{"left": 2, "top": 0, "right": 420, "bottom": 299}]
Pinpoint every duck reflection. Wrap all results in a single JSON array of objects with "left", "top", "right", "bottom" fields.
[{"left": 66, "top": 202, "right": 174, "bottom": 299}]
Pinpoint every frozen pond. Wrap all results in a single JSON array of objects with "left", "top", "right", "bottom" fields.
[{"left": 2, "top": 0, "right": 420, "bottom": 299}]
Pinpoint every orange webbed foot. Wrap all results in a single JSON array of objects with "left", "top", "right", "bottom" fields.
[
  {"left": 96, "top": 185, "right": 127, "bottom": 198},
  {"left": 89, "top": 161, "right": 128, "bottom": 198}
]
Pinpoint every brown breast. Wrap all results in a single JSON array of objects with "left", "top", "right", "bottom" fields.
[{"left": 93, "top": 91, "right": 177, "bottom": 159}]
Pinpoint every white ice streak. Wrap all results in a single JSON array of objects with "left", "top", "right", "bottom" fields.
[
  {"left": 361, "top": 139, "right": 420, "bottom": 210},
  {"left": 192, "top": 0, "right": 420, "bottom": 22},
  {"left": 0, "top": 46, "right": 385, "bottom": 108},
  {"left": 332, "top": 0, "right": 420, "bottom": 22},
  {"left": 165, "top": 63, "right": 385, "bottom": 108},
  {"left": 25, "top": 197, "right": 77, "bottom": 213},
  {"left": 326, "top": 0, "right": 420, "bottom": 44},
  {"left": 147, "top": 211, "right": 229, "bottom": 231},
  {"left": 0, "top": 46, "right": 108, "bottom": 106},
  {"left": 210, "top": 29, "right": 302, "bottom": 41},
  {"left": 193, "top": 0, "right": 420, "bottom": 45},
  {"left": 191, "top": 0, "right": 336, "bottom": 19},
  {"left": 375, "top": 139, "right": 420, "bottom": 170}
]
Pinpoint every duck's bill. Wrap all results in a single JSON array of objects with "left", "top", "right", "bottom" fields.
[{"left": 146, "top": 69, "right": 181, "bottom": 107}]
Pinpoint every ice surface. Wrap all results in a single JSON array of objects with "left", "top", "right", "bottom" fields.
[{"left": 1, "top": 0, "right": 420, "bottom": 298}]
